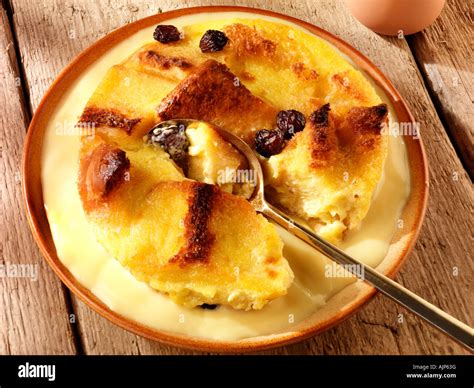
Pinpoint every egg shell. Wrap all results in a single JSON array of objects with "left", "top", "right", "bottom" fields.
[{"left": 344, "top": 0, "right": 446, "bottom": 36}]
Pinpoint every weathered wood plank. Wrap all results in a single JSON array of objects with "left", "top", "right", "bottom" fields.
[
  {"left": 408, "top": 0, "right": 473, "bottom": 176},
  {"left": 10, "top": 0, "right": 472, "bottom": 354},
  {"left": 0, "top": 2, "right": 77, "bottom": 355}
]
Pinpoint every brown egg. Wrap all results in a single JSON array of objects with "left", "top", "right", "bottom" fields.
[{"left": 344, "top": 0, "right": 446, "bottom": 36}]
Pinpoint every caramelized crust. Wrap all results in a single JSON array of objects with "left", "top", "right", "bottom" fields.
[
  {"left": 139, "top": 50, "right": 193, "bottom": 70},
  {"left": 170, "top": 183, "right": 217, "bottom": 266},
  {"left": 223, "top": 23, "right": 277, "bottom": 59},
  {"left": 338, "top": 103, "right": 388, "bottom": 150},
  {"left": 78, "top": 106, "right": 141, "bottom": 134},
  {"left": 291, "top": 62, "right": 318, "bottom": 80},
  {"left": 310, "top": 103, "right": 330, "bottom": 126},
  {"left": 157, "top": 59, "right": 278, "bottom": 144},
  {"left": 308, "top": 104, "right": 338, "bottom": 168},
  {"left": 302, "top": 103, "right": 388, "bottom": 169}
]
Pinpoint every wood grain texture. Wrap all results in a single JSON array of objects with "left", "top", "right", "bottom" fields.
[
  {"left": 8, "top": 0, "right": 473, "bottom": 354},
  {"left": 0, "top": 2, "right": 77, "bottom": 355},
  {"left": 408, "top": 0, "right": 473, "bottom": 176}
]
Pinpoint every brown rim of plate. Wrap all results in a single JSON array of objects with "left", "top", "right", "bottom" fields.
[{"left": 21, "top": 5, "right": 429, "bottom": 353}]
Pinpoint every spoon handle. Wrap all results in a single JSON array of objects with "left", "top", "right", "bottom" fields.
[{"left": 262, "top": 203, "right": 474, "bottom": 352}]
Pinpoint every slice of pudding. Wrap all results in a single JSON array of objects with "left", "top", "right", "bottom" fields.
[
  {"left": 78, "top": 97, "right": 293, "bottom": 309},
  {"left": 265, "top": 104, "right": 389, "bottom": 241}
]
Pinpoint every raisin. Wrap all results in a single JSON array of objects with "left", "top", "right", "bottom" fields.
[
  {"left": 153, "top": 25, "right": 181, "bottom": 43},
  {"left": 146, "top": 123, "right": 189, "bottom": 167},
  {"left": 276, "top": 109, "right": 306, "bottom": 139},
  {"left": 255, "top": 129, "right": 285, "bottom": 158},
  {"left": 200, "top": 304, "right": 219, "bottom": 310},
  {"left": 199, "top": 30, "right": 228, "bottom": 52}
]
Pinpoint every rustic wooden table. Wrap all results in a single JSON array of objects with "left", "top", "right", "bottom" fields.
[{"left": 1, "top": 0, "right": 472, "bottom": 355}]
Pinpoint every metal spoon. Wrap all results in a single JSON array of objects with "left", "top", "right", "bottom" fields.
[{"left": 157, "top": 119, "right": 474, "bottom": 351}]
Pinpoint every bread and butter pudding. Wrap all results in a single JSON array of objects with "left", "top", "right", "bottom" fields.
[
  {"left": 75, "top": 17, "right": 388, "bottom": 309},
  {"left": 41, "top": 14, "right": 410, "bottom": 338}
]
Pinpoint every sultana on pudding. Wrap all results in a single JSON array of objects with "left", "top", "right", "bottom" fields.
[{"left": 74, "top": 17, "right": 389, "bottom": 311}]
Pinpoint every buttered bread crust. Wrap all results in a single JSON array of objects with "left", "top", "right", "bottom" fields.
[{"left": 76, "top": 18, "right": 388, "bottom": 309}]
